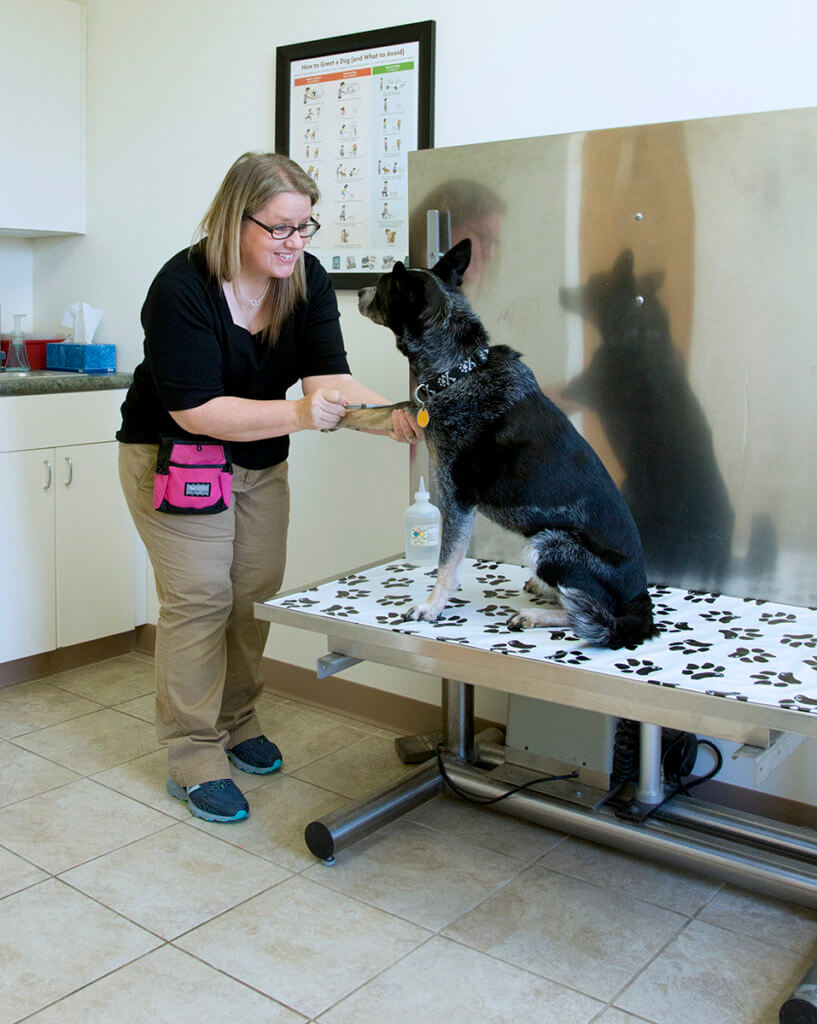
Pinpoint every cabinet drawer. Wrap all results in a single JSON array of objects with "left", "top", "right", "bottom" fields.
[{"left": 0, "top": 391, "right": 126, "bottom": 452}]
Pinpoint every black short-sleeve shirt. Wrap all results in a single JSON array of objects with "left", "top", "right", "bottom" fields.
[{"left": 117, "top": 243, "right": 350, "bottom": 469}]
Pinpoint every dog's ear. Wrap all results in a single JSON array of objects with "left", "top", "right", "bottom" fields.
[
  {"left": 389, "top": 261, "right": 426, "bottom": 318},
  {"left": 612, "top": 249, "right": 635, "bottom": 282},
  {"left": 432, "top": 238, "right": 472, "bottom": 288}
]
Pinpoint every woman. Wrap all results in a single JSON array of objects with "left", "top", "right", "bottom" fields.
[{"left": 118, "top": 152, "right": 418, "bottom": 823}]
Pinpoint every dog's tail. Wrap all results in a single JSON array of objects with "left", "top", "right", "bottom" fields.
[{"left": 558, "top": 587, "right": 658, "bottom": 649}]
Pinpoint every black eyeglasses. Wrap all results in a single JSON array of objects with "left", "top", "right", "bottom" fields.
[{"left": 246, "top": 214, "right": 321, "bottom": 240}]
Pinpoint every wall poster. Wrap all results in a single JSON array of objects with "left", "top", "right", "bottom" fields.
[{"left": 276, "top": 22, "right": 435, "bottom": 289}]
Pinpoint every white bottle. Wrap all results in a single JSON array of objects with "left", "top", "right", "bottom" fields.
[{"left": 404, "top": 476, "right": 441, "bottom": 567}]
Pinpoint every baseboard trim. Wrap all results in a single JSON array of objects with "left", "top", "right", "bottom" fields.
[{"left": 0, "top": 631, "right": 138, "bottom": 689}]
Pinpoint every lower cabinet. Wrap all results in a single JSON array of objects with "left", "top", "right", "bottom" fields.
[{"left": 0, "top": 393, "right": 137, "bottom": 663}]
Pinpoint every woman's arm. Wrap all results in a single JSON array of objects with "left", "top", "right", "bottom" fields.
[
  {"left": 303, "top": 373, "right": 422, "bottom": 443},
  {"left": 170, "top": 387, "right": 348, "bottom": 441}
]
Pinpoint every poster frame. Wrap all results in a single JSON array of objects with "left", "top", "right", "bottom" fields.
[{"left": 275, "top": 21, "right": 435, "bottom": 290}]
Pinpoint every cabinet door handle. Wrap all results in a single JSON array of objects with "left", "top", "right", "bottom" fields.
[
  {"left": 43, "top": 460, "right": 52, "bottom": 490},
  {"left": 64, "top": 456, "right": 73, "bottom": 486}
]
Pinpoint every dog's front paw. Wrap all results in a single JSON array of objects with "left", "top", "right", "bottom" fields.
[{"left": 404, "top": 601, "right": 443, "bottom": 622}]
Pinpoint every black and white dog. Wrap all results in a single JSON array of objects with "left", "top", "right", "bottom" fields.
[{"left": 356, "top": 239, "right": 658, "bottom": 649}]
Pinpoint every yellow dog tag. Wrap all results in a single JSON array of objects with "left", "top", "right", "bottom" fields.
[{"left": 417, "top": 408, "right": 430, "bottom": 428}]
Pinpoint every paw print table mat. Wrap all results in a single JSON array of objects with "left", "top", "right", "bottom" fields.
[{"left": 262, "top": 557, "right": 817, "bottom": 733}]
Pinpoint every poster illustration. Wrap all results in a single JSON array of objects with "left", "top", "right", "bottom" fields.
[{"left": 276, "top": 23, "right": 435, "bottom": 288}]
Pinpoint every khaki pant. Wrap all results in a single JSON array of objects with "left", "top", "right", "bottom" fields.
[{"left": 118, "top": 443, "right": 289, "bottom": 786}]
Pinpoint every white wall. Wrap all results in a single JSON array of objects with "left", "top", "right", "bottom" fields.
[{"left": 26, "top": 0, "right": 817, "bottom": 787}]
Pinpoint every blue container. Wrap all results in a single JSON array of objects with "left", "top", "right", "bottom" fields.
[{"left": 46, "top": 343, "right": 116, "bottom": 374}]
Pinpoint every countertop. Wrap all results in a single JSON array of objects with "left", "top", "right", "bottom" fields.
[{"left": 0, "top": 371, "right": 133, "bottom": 396}]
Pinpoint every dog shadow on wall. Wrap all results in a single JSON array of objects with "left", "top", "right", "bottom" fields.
[{"left": 557, "top": 249, "right": 738, "bottom": 589}]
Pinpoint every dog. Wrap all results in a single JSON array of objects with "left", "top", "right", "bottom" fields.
[
  {"left": 355, "top": 239, "right": 658, "bottom": 649},
  {"left": 559, "top": 249, "right": 735, "bottom": 588}
]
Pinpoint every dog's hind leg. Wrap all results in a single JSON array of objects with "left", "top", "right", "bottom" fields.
[{"left": 404, "top": 506, "right": 475, "bottom": 622}]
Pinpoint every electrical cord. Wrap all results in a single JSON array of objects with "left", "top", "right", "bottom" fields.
[
  {"left": 436, "top": 744, "right": 579, "bottom": 805},
  {"left": 671, "top": 739, "right": 723, "bottom": 795}
]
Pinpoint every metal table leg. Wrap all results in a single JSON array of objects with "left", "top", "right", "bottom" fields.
[{"left": 303, "top": 678, "right": 473, "bottom": 863}]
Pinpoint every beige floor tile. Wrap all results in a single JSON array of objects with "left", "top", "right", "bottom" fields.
[
  {"left": 0, "top": 739, "right": 79, "bottom": 807},
  {"left": 91, "top": 748, "right": 193, "bottom": 820},
  {"left": 177, "top": 875, "right": 429, "bottom": 1018},
  {"left": 13, "top": 707, "right": 160, "bottom": 774},
  {"left": 304, "top": 818, "right": 523, "bottom": 930},
  {"left": 61, "top": 822, "right": 287, "bottom": 938},
  {"left": 405, "top": 792, "right": 565, "bottom": 864},
  {"left": 0, "top": 846, "right": 48, "bottom": 898},
  {"left": 48, "top": 654, "right": 155, "bottom": 705},
  {"left": 188, "top": 773, "right": 347, "bottom": 871},
  {"left": 1, "top": 777, "right": 174, "bottom": 873},
  {"left": 597, "top": 1010, "right": 658, "bottom": 1023},
  {"left": 442, "top": 862, "right": 686, "bottom": 1001},
  {"left": 0, "top": 878, "right": 159, "bottom": 1024},
  {"left": 256, "top": 701, "right": 370, "bottom": 772},
  {"left": 25, "top": 944, "right": 307, "bottom": 1023},
  {"left": 318, "top": 935, "right": 603, "bottom": 1023},
  {"left": 0, "top": 680, "right": 101, "bottom": 739},
  {"left": 539, "top": 836, "right": 722, "bottom": 915},
  {"left": 291, "top": 732, "right": 416, "bottom": 798},
  {"left": 698, "top": 884, "right": 817, "bottom": 953},
  {"left": 113, "top": 691, "right": 156, "bottom": 722},
  {"left": 278, "top": 697, "right": 379, "bottom": 732},
  {"left": 616, "top": 918, "right": 813, "bottom": 1024}
]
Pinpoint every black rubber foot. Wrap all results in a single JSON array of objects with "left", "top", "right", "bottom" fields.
[
  {"left": 305, "top": 820, "right": 335, "bottom": 861},
  {"left": 780, "top": 997, "right": 817, "bottom": 1024}
]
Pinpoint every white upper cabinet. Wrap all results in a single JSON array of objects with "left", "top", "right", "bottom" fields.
[{"left": 0, "top": 0, "right": 86, "bottom": 236}]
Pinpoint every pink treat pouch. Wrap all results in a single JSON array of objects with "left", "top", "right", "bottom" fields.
[{"left": 153, "top": 437, "right": 233, "bottom": 514}]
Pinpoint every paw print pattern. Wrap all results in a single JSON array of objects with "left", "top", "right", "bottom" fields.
[
  {"left": 382, "top": 575, "right": 414, "bottom": 589},
  {"left": 750, "top": 670, "right": 802, "bottom": 687},
  {"left": 657, "top": 619, "right": 694, "bottom": 633},
  {"left": 615, "top": 658, "right": 662, "bottom": 676},
  {"left": 437, "top": 634, "right": 472, "bottom": 645},
  {"left": 476, "top": 573, "right": 512, "bottom": 588},
  {"left": 684, "top": 591, "right": 719, "bottom": 604},
  {"left": 476, "top": 603, "right": 519, "bottom": 618},
  {"left": 375, "top": 594, "right": 414, "bottom": 607},
  {"left": 682, "top": 662, "right": 726, "bottom": 680},
  {"left": 728, "top": 647, "right": 774, "bottom": 663},
  {"left": 376, "top": 611, "right": 408, "bottom": 625},
  {"left": 669, "top": 638, "right": 713, "bottom": 656},
  {"left": 490, "top": 638, "right": 537, "bottom": 655},
  {"left": 281, "top": 596, "right": 320, "bottom": 608},
  {"left": 322, "top": 604, "right": 359, "bottom": 618},
  {"left": 719, "top": 627, "right": 764, "bottom": 642},
  {"left": 545, "top": 649, "right": 590, "bottom": 665},
  {"left": 781, "top": 634, "right": 817, "bottom": 649},
  {"left": 339, "top": 573, "right": 369, "bottom": 586},
  {"left": 482, "top": 588, "right": 522, "bottom": 600},
  {"left": 760, "top": 611, "right": 798, "bottom": 626},
  {"left": 700, "top": 609, "right": 740, "bottom": 624},
  {"left": 430, "top": 615, "right": 468, "bottom": 628},
  {"left": 336, "top": 588, "right": 370, "bottom": 601}
]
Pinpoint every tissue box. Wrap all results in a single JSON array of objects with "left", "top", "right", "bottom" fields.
[{"left": 47, "top": 343, "right": 116, "bottom": 374}]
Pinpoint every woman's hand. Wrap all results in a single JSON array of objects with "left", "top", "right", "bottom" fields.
[
  {"left": 390, "top": 407, "right": 424, "bottom": 444},
  {"left": 295, "top": 388, "right": 348, "bottom": 431}
]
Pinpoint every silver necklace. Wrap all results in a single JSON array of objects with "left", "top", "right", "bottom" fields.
[{"left": 233, "top": 278, "right": 271, "bottom": 308}]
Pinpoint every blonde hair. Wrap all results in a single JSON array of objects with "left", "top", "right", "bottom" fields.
[{"left": 195, "top": 152, "right": 320, "bottom": 343}]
